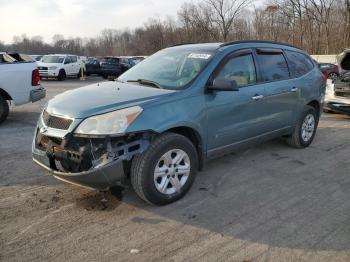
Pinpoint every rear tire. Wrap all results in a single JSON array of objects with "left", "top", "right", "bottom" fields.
[
  {"left": 0, "top": 95, "right": 9, "bottom": 124},
  {"left": 57, "top": 70, "right": 66, "bottom": 81},
  {"left": 131, "top": 132, "right": 198, "bottom": 205},
  {"left": 286, "top": 106, "right": 319, "bottom": 148}
]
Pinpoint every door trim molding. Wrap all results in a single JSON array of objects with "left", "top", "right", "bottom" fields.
[{"left": 206, "top": 126, "right": 293, "bottom": 160}]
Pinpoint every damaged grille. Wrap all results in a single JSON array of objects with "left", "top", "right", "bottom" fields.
[
  {"left": 42, "top": 110, "right": 73, "bottom": 130},
  {"left": 35, "top": 130, "right": 150, "bottom": 173}
]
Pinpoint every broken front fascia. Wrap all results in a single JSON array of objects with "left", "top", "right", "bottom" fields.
[{"left": 33, "top": 130, "right": 150, "bottom": 189}]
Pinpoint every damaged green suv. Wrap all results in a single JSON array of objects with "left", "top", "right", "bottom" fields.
[{"left": 33, "top": 41, "right": 325, "bottom": 205}]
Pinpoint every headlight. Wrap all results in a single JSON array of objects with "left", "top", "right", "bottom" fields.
[
  {"left": 75, "top": 106, "right": 143, "bottom": 135},
  {"left": 49, "top": 66, "right": 57, "bottom": 70}
]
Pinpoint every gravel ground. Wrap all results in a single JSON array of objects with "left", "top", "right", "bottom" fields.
[{"left": 0, "top": 77, "right": 350, "bottom": 262}]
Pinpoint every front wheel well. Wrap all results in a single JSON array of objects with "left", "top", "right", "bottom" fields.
[
  {"left": 166, "top": 126, "right": 204, "bottom": 171},
  {"left": 0, "top": 88, "right": 12, "bottom": 101}
]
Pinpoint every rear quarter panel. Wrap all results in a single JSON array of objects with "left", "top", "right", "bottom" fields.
[{"left": 298, "top": 67, "right": 325, "bottom": 117}]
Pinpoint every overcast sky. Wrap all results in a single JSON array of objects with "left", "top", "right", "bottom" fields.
[{"left": 0, "top": 0, "right": 264, "bottom": 44}]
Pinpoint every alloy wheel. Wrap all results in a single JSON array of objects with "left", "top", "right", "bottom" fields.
[{"left": 153, "top": 149, "right": 191, "bottom": 195}]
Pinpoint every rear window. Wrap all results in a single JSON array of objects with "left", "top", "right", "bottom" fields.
[
  {"left": 102, "top": 57, "right": 120, "bottom": 64},
  {"left": 285, "top": 51, "right": 314, "bottom": 77},
  {"left": 257, "top": 52, "right": 290, "bottom": 82}
]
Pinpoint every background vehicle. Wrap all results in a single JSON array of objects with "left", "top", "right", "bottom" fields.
[
  {"left": 85, "top": 59, "right": 101, "bottom": 76},
  {"left": 324, "top": 49, "right": 350, "bottom": 115},
  {"left": 99, "top": 56, "right": 129, "bottom": 79},
  {"left": 7, "top": 52, "right": 34, "bottom": 62},
  {"left": 318, "top": 63, "right": 339, "bottom": 81},
  {"left": 0, "top": 52, "right": 45, "bottom": 123},
  {"left": 0, "top": 52, "right": 16, "bottom": 63},
  {"left": 37, "top": 54, "right": 85, "bottom": 81},
  {"left": 120, "top": 57, "right": 136, "bottom": 68}
]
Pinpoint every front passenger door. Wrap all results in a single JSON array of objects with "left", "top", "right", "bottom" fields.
[{"left": 205, "top": 50, "right": 270, "bottom": 151}]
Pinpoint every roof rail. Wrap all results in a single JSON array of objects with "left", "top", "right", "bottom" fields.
[
  {"left": 220, "top": 40, "right": 302, "bottom": 50},
  {"left": 169, "top": 42, "right": 195, "bottom": 47}
]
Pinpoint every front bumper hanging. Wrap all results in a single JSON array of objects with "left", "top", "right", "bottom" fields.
[{"left": 32, "top": 127, "right": 150, "bottom": 190}]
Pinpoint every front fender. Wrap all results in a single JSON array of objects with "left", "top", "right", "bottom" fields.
[{"left": 126, "top": 94, "right": 207, "bottom": 148}]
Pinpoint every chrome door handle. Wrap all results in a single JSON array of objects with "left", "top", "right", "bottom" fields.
[
  {"left": 291, "top": 87, "right": 299, "bottom": 92},
  {"left": 252, "top": 94, "right": 264, "bottom": 101}
]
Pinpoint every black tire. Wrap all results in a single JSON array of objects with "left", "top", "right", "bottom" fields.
[
  {"left": 57, "top": 70, "right": 66, "bottom": 81},
  {"left": 286, "top": 105, "right": 319, "bottom": 148},
  {"left": 131, "top": 132, "right": 198, "bottom": 205},
  {"left": 102, "top": 74, "right": 108, "bottom": 79},
  {"left": 0, "top": 95, "right": 9, "bottom": 124},
  {"left": 328, "top": 72, "right": 339, "bottom": 81}
]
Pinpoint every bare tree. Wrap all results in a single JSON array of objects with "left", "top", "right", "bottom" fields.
[
  {"left": 206, "top": 0, "right": 255, "bottom": 41},
  {"left": 2, "top": 0, "right": 349, "bottom": 56}
]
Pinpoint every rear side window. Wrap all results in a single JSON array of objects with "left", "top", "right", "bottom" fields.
[
  {"left": 285, "top": 51, "right": 314, "bottom": 77},
  {"left": 257, "top": 52, "right": 290, "bottom": 82},
  {"left": 70, "top": 56, "right": 77, "bottom": 63},
  {"left": 216, "top": 54, "right": 257, "bottom": 87}
]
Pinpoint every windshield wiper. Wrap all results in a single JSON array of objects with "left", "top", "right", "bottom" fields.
[{"left": 127, "top": 79, "right": 162, "bottom": 89}]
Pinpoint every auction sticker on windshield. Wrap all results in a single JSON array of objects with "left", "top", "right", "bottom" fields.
[{"left": 188, "top": 53, "right": 211, "bottom": 59}]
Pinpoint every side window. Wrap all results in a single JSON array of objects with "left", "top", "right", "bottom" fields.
[
  {"left": 285, "top": 51, "right": 314, "bottom": 77},
  {"left": 216, "top": 54, "right": 257, "bottom": 87},
  {"left": 64, "top": 57, "right": 71, "bottom": 64},
  {"left": 70, "top": 56, "right": 77, "bottom": 63},
  {"left": 257, "top": 52, "right": 290, "bottom": 82}
]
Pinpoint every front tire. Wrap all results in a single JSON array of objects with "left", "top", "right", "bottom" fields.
[
  {"left": 0, "top": 95, "right": 9, "bottom": 124},
  {"left": 57, "top": 70, "right": 66, "bottom": 81},
  {"left": 286, "top": 106, "right": 319, "bottom": 148},
  {"left": 131, "top": 132, "right": 198, "bottom": 205}
]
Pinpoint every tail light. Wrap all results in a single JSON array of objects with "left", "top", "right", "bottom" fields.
[{"left": 32, "top": 69, "right": 40, "bottom": 86}]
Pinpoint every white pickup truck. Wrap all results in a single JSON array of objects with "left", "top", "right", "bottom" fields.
[{"left": 0, "top": 52, "right": 46, "bottom": 123}]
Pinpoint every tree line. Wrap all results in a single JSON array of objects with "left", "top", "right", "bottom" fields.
[{"left": 1, "top": 0, "right": 349, "bottom": 56}]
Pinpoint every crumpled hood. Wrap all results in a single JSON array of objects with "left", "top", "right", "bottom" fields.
[
  {"left": 337, "top": 49, "right": 350, "bottom": 71},
  {"left": 46, "top": 81, "right": 175, "bottom": 118}
]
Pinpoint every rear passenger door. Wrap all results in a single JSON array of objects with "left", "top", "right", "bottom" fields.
[
  {"left": 255, "top": 48, "right": 299, "bottom": 130},
  {"left": 69, "top": 56, "right": 79, "bottom": 74},
  {"left": 63, "top": 56, "right": 73, "bottom": 75}
]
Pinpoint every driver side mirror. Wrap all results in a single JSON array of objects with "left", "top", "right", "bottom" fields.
[
  {"left": 64, "top": 60, "right": 70, "bottom": 64},
  {"left": 208, "top": 78, "right": 239, "bottom": 91}
]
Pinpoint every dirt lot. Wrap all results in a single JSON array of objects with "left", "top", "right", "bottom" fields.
[{"left": 1, "top": 77, "right": 350, "bottom": 262}]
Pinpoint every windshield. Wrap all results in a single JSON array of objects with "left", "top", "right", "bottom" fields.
[
  {"left": 118, "top": 48, "right": 215, "bottom": 89},
  {"left": 41, "top": 55, "right": 65, "bottom": 63}
]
